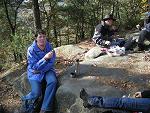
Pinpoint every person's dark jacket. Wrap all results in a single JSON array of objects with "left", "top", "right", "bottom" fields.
[
  {"left": 92, "top": 21, "right": 117, "bottom": 46},
  {"left": 138, "top": 16, "right": 150, "bottom": 32},
  {"left": 141, "top": 90, "right": 150, "bottom": 98}
]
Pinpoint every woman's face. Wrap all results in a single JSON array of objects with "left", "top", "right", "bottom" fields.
[{"left": 36, "top": 33, "right": 46, "bottom": 46}]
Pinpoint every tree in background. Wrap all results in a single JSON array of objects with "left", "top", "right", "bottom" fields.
[
  {"left": 32, "top": 0, "right": 42, "bottom": 31},
  {"left": 2, "top": 0, "right": 24, "bottom": 61},
  {"left": 0, "top": 0, "right": 147, "bottom": 69},
  {"left": 3, "top": 0, "right": 24, "bottom": 36}
]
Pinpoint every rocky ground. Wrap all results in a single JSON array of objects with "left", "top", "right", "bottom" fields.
[
  {"left": 0, "top": 57, "right": 76, "bottom": 113},
  {"left": 0, "top": 40, "right": 150, "bottom": 113},
  {"left": 0, "top": 79, "right": 20, "bottom": 113},
  {"left": 0, "top": 40, "right": 92, "bottom": 113}
]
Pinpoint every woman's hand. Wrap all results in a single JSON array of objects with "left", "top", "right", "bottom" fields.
[
  {"left": 133, "top": 92, "right": 142, "bottom": 98},
  {"left": 44, "top": 50, "right": 54, "bottom": 60},
  {"left": 105, "top": 41, "right": 111, "bottom": 45}
]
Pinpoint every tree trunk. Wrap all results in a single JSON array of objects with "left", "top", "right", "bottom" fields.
[
  {"left": 80, "top": 22, "right": 84, "bottom": 40},
  {"left": 101, "top": 5, "right": 104, "bottom": 20},
  {"left": 32, "top": 0, "right": 42, "bottom": 31},
  {"left": 75, "top": 22, "right": 79, "bottom": 44},
  {"left": 53, "top": 18, "right": 58, "bottom": 47},
  {"left": 59, "top": 31, "right": 62, "bottom": 46}
]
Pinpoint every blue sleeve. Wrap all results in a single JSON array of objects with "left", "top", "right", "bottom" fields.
[
  {"left": 27, "top": 48, "right": 48, "bottom": 71},
  {"left": 40, "top": 51, "right": 56, "bottom": 73}
]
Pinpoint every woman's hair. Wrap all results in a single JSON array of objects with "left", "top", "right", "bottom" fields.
[{"left": 34, "top": 29, "right": 46, "bottom": 37}]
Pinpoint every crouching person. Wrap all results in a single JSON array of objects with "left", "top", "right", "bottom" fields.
[
  {"left": 21, "top": 29, "right": 57, "bottom": 113},
  {"left": 85, "top": 14, "right": 126, "bottom": 59},
  {"left": 80, "top": 88, "right": 150, "bottom": 113}
]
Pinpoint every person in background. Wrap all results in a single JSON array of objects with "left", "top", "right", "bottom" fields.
[
  {"left": 92, "top": 13, "right": 150, "bottom": 54},
  {"left": 80, "top": 88, "right": 150, "bottom": 113},
  {"left": 21, "top": 29, "right": 57, "bottom": 113},
  {"left": 84, "top": 14, "right": 127, "bottom": 59},
  {"left": 137, "top": 14, "right": 150, "bottom": 51},
  {"left": 92, "top": 14, "right": 125, "bottom": 48}
]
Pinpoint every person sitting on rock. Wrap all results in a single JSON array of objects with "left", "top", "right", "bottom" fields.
[
  {"left": 123, "top": 13, "right": 150, "bottom": 52},
  {"left": 92, "top": 14, "right": 125, "bottom": 48},
  {"left": 84, "top": 14, "right": 127, "bottom": 59},
  {"left": 21, "top": 29, "right": 57, "bottom": 113},
  {"left": 80, "top": 88, "right": 150, "bottom": 113},
  {"left": 137, "top": 14, "right": 150, "bottom": 51}
]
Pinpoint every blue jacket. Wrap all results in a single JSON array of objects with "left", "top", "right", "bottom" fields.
[{"left": 27, "top": 40, "right": 56, "bottom": 82}]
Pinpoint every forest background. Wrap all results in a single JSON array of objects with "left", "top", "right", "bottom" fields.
[{"left": 0, "top": 0, "right": 149, "bottom": 71}]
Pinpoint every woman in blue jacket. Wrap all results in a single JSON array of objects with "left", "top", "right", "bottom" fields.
[{"left": 22, "top": 29, "right": 57, "bottom": 113}]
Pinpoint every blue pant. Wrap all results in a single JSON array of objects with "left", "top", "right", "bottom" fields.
[
  {"left": 88, "top": 96, "right": 150, "bottom": 112},
  {"left": 22, "top": 71, "right": 57, "bottom": 111},
  {"left": 110, "top": 38, "right": 126, "bottom": 47}
]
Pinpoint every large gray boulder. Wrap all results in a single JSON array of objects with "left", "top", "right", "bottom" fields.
[
  {"left": 1, "top": 65, "right": 26, "bottom": 83},
  {"left": 2, "top": 44, "right": 150, "bottom": 113},
  {"left": 1, "top": 65, "right": 29, "bottom": 97},
  {"left": 84, "top": 46, "right": 104, "bottom": 60},
  {"left": 56, "top": 78, "right": 125, "bottom": 113},
  {"left": 55, "top": 45, "right": 87, "bottom": 60},
  {"left": 55, "top": 52, "right": 150, "bottom": 113},
  {"left": 13, "top": 72, "right": 30, "bottom": 96},
  {"left": 125, "top": 31, "right": 140, "bottom": 39}
]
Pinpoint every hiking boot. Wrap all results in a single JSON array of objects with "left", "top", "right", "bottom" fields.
[
  {"left": 19, "top": 98, "right": 37, "bottom": 113},
  {"left": 80, "top": 88, "right": 92, "bottom": 108},
  {"left": 80, "top": 88, "right": 88, "bottom": 101}
]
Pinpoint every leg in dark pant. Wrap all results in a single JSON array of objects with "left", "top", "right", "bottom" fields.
[
  {"left": 88, "top": 96, "right": 150, "bottom": 112},
  {"left": 80, "top": 89, "right": 131, "bottom": 113},
  {"left": 138, "top": 30, "right": 150, "bottom": 50},
  {"left": 124, "top": 37, "right": 137, "bottom": 50}
]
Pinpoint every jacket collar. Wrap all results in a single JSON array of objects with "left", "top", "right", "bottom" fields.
[{"left": 32, "top": 40, "right": 49, "bottom": 52}]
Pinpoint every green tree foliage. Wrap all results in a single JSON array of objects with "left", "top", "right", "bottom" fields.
[
  {"left": 0, "top": 0, "right": 145, "bottom": 68},
  {"left": 2, "top": 0, "right": 24, "bottom": 36},
  {"left": 0, "top": 1, "right": 11, "bottom": 40},
  {"left": 10, "top": 31, "right": 33, "bottom": 61}
]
